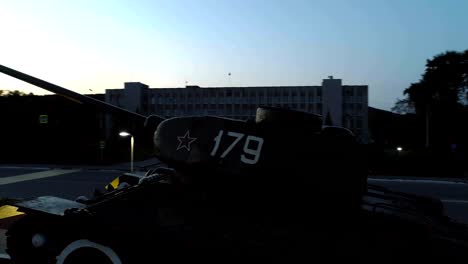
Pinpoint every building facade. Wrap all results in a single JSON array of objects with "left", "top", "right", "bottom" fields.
[{"left": 105, "top": 76, "right": 369, "bottom": 142}]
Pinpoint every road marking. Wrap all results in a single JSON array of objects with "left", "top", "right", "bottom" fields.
[
  {"left": 369, "top": 178, "right": 467, "bottom": 185},
  {"left": 442, "top": 199, "right": 468, "bottom": 204},
  {"left": 0, "top": 166, "right": 49, "bottom": 170},
  {"left": 0, "top": 169, "right": 80, "bottom": 185}
]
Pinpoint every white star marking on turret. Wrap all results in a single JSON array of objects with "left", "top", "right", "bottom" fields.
[{"left": 177, "top": 131, "right": 197, "bottom": 151}]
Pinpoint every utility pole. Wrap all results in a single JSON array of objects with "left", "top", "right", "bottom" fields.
[{"left": 425, "top": 103, "right": 430, "bottom": 149}]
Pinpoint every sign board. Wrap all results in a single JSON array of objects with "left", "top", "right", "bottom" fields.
[
  {"left": 39, "top": 115, "right": 48, "bottom": 124},
  {"left": 99, "top": 140, "right": 106, "bottom": 149}
]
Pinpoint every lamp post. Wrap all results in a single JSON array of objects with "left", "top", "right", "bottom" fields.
[{"left": 119, "top": 131, "right": 134, "bottom": 172}]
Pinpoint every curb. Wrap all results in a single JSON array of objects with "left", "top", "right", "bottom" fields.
[{"left": 369, "top": 175, "right": 468, "bottom": 184}]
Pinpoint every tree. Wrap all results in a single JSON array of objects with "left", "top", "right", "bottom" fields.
[
  {"left": 0, "top": 90, "right": 33, "bottom": 97},
  {"left": 395, "top": 50, "right": 468, "bottom": 148},
  {"left": 391, "top": 98, "right": 415, "bottom": 114},
  {"left": 404, "top": 50, "right": 468, "bottom": 112}
]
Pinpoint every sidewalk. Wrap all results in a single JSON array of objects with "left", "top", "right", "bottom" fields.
[
  {"left": 369, "top": 175, "right": 468, "bottom": 184},
  {"left": 0, "top": 158, "right": 163, "bottom": 172}
]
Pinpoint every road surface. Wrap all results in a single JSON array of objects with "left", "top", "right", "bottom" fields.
[
  {"left": 1, "top": 167, "right": 468, "bottom": 222},
  {"left": 1, "top": 166, "right": 468, "bottom": 256},
  {"left": 0, "top": 166, "right": 123, "bottom": 200},
  {"left": 369, "top": 177, "right": 468, "bottom": 224}
]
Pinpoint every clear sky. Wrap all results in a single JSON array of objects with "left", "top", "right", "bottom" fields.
[{"left": 1, "top": 0, "right": 467, "bottom": 110}]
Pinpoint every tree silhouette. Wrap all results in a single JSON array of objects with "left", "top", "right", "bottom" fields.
[
  {"left": 391, "top": 98, "right": 415, "bottom": 114},
  {"left": 395, "top": 50, "right": 468, "bottom": 148},
  {"left": 0, "top": 90, "right": 33, "bottom": 97},
  {"left": 403, "top": 50, "right": 467, "bottom": 112}
]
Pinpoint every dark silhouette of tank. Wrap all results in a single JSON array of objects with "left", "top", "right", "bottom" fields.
[{"left": 1, "top": 64, "right": 468, "bottom": 263}]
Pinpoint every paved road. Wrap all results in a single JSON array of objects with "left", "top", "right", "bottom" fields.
[
  {"left": 369, "top": 178, "right": 468, "bottom": 224},
  {"left": 1, "top": 166, "right": 468, "bottom": 257},
  {"left": 1, "top": 167, "right": 468, "bottom": 222},
  {"left": 0, "top": 167, "right": 122, "bottom": 200},
  {"left": 0, "top": 166, "right": 125, "bottom": 256}
]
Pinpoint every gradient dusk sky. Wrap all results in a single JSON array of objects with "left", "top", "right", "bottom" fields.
[{"left": 1, "top": 0, "right": 467, "bottom": 110}]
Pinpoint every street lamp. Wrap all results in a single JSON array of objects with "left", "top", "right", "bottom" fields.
[
  {"left": 119, "top": 131, "right": 134, "bottom": 172},
  {"left": 397, "top": 147, "right": 403, "bottom": 152}
]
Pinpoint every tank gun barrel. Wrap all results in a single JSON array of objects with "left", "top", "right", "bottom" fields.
[{"left": 0, "top": 64, "right": 154, "bottom": 123}]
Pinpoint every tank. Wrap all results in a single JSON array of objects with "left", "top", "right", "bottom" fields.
[{"left": 1, "top": 64, "right": 468, "bottom": 263}]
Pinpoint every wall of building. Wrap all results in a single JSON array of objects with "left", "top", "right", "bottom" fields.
[
  {"left": 0, "top": 94, "right": 108, "bottom": 163},
  {"left": 147, "top": 86, "right": 323, "bottom": 119},
  {"left": 322, "top": 76, "right": 343, "bottom": 126},
  {"left": 105, "top": 77, "right": 369, "bottom": 143}
]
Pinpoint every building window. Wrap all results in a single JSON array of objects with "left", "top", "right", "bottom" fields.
[
  {"left": 309, "top": 94, "right": 314, "bottom": 101},
  {"left": 345, "top": 88, "right": 354, "bottom": 96},
  {"left": 348, "top": 119, "right": 354, "bottom": 129},
  {"left": 357, "top": 88, "right": 363, "bottom": 97},
  {"left": 235, "top": 104, "right": 240, "bottom": 114},
  {"left": 356, "top": 118, "right": 363, "bottom": 129},
  {"left": 317, "top": 88, "right": 322, "bottom": 97}
]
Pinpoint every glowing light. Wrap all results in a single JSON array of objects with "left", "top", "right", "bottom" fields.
[
  {"left": 119, "top": 131, "right": 131, "bottom": 137},
  {"left": 118, "top": 132, "right": 134, "bottom": 172}
]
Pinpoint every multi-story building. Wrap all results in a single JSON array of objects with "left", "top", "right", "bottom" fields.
[{"left": 105, "top": 76, "right": 369, "bottom": 142}]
